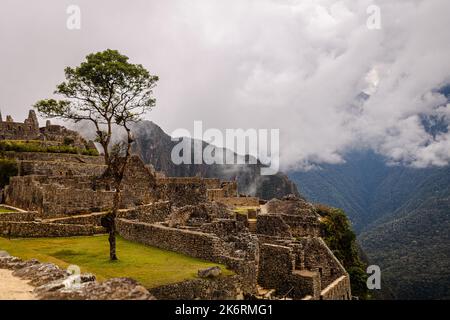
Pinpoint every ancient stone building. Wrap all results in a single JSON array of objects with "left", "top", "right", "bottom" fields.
[
  {"left": 0, "top": 110, "right": 40, "bottom": 140},
  {"left": 0, "top": 119, "right": 352, "bottom": 300},
  {"left": 0, "top": 109, "right": 95, "bottom": 150},
  {"left": 115, "top": 195, "right": 351, "bottom": 300}
]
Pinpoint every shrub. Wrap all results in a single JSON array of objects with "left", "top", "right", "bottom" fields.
[
  {"left": 316, "top": 204, "right": 369, "bottom": 299},
  {"left": 63, "top": 137, "right": 75, "bottom": 145},
  {"left": 0, "top": 140, "right": 98, "bottom": 156}
]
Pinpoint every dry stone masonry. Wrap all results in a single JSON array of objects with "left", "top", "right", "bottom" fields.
[{"left": 0, "top": 113, "right": 352, "bottom": 300}]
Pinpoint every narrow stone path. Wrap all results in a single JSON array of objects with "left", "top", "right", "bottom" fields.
[{"left": 0, "top": 269, "right": 37, "bottom": 300}]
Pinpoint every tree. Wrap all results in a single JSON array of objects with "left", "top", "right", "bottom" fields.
[
  {"left": 34, "top": 49, "right": 158, "bottom": 260},
  {"left": 34, "top": 49, "right": 158, "bottom": 165}
]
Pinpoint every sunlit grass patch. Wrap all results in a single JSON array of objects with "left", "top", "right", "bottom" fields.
[{"left": 0, "top": 235, "right": 233, "bottom": 288}]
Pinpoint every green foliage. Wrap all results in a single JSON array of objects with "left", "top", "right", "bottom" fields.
[
  {"left": 0, "top": 140, "right": 98, "bottom": 156},
  {"left": 0, "top": 205, "right": 18, "bottom": 213},
  {"left": 316, "top": 205, "right": 369, "bottom": 299},
  {"left": 63, "top": 137, "right": 75, "bottom": 146},
  {"left": 0, "top": 159, "right": 18, "bottom": 188},
  {"left": 81, "top": 148, "right": 100, "bottom": 156},
  {"left": 34, "top": 49, "right": 159, "bottom": 163}
]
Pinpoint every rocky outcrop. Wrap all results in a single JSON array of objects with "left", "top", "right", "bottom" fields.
[
  {"left": 0, "top": 252, "right": 155, "bottom": 300},
  {"left": 198, "top": 266, "right": 222, "bottom": 278}
]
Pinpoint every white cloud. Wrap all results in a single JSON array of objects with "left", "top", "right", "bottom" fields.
[{"left": 1, "top": 0, "right": 449, "bottom": 170}]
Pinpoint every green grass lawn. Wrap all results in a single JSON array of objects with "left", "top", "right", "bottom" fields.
[
  {"left": 233, "top": 206, "right": 260, "bottom": 215},
  {"left": 0, "top": 206, "right": 17, "bottom": 213},
  {"left": 0, "top": 235, "right": 233, "bottom": 288}
]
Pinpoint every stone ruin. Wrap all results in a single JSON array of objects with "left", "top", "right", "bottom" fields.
[
  {"left": 0, "top": 109, "right": 95, "bottom": 150},
  {"left": 0, "top": 113, "right": 352, "bottom": 300}
]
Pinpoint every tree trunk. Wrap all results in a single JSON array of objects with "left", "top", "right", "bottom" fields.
[
  {"left": 108, "top": 186, "right": 121, "bottom": 261},
  {"left": 108, "top": 223, "right": 117, "bottom": 261},
  {"left": 102, "top": 142, "right": 109, "bottom": 165},
  {"left": 106, "top": 127, "right": 133, "bottom": 261}
]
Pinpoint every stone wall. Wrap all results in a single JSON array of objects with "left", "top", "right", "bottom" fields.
[
  {"left": 296, "top": 237, "right": 348, "bottom": 288},
  {"left": 203, "top": 178, "right": 221, "bottom": 189},
  {"left": 39, "top": 121, "right": 90, "bottom": 149},
  {"left": 256, "top": 214, "right": 292, "bottom": 238},
  {"left": 220, "top": 181, "right": 238, "bottom": 197},
  {"left": 277, "top": 214, "right": 321, "bottom": 237},
  {"left": 17, "top": 160, "right": 105, "bottom": 177},
  {"left": 121, "top": 201, "right": 172, "bottom": 224},
  {"left": 45, "top": 212, "right": 108, "bottom": 226},
  {"left": 206, "top": 180, "right": 239, "bottom": 202},
  {"left": 207, "top": 188, "right": 226, "bottom": 201},
  {"left": 320, "top": 275, "right": 352, "bottom": 300},
  {"left": 0, "top": 211, "right": 37, "bottom": 222},
  {"left": 254, "top": 236, "right": 351, "bottom": 300},
  {"left": 156, "top": 177, "right": 208, "bottom": 207},
  {"left": 0, "top": 110, "right": 95, "bottom": 150},
  {"left": 5, "top": 175, "right": 114, "bottom": 217},
  {"left": 257, "top": 244, "right": 294, "bottom": 293},
  {"left": 263, "top": 196, "right": 321, "bottom": 237},
  {"left": 42, "top": 187, "right": 116, "bottom": 217},
  {"left": 4, "top": 156, "right": 158, "bottom": 217},
  {"left": 1, "top": 151, "right": 104, "bottom": 164},
  {"left": 200, "top": 219, "right": 240, "bottom": 238},
  {"left": 4, "top": 176, "right": 44, "bottom": 212},
  {"left": 116, "top": 218, "right": 221, "bottom": 262},
  {"left": 149, "top": 275, "right": 243, "bottom": 300},
  {"left": 121, "top": 155, "right": 158, "bottom": 206},
  {"left": 216, "top": 196, "right": 260, "bottom": 207},
  {"left": 257, "top": 243, "right": 320, "bottom": 299},
  {"left": 290, "top": 270, "right": 321, "bottom": 300},
  {"left": 0, "top": 110, "right": 40, "bottom": 140},
  {"left": 116, "top": 218, "right": 258, "bottom": 295},
  {"left": 0, "top": 221, "right": 103, "bottom": 237}
]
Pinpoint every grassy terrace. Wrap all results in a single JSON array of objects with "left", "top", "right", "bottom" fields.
[
  {"left": 0, "top": 206, "right": 17, "bottom": 213},
  {"left": 0, "top": 235, "right": 233, "bottom": 288},
  {"left": 233, "top": 206, "right": 260, "bottom": 215},
  {"left": 0, "top": 140, "right": 99, "bottom": 156}
]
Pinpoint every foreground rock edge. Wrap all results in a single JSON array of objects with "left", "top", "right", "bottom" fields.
[{"left": 0, "top": 252, "right": 155, "bottom": 300}]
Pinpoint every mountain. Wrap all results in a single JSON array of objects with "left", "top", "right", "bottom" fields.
[
  {"left": 131, "top": 120, "right": 299, "bottom": 200},
  {"left": 289, "top": 151, "right": 450, "bottom": 299}
]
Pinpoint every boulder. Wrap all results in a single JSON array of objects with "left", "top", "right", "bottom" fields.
[{"left": 198, "top": 266, "right": 222, "bottom": 279}]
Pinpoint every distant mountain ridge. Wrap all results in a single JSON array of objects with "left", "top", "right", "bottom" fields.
[
  {"left": 289, "top": 151, "right": 450, "bottom": 299},
  {"left": 131, "top": 120, "right": 299, "bottom": 200}
]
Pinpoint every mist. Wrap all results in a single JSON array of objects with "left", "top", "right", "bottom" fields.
[{"left": 1, "top": 0, "right": 449, "bottom": 171}]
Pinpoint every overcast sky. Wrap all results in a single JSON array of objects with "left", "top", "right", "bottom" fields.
[{"left": 1, "top": 0, "right": 449, "bottom": 170}]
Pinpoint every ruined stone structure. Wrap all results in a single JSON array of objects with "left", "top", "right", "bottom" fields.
[
  {"left": 0, "top": 120, "right": 352, "bottom": 300},
  {"left": 0, "top": 110, "right": 40, "bottom": 140},
  {"left": 0, "top": 110, "right": 95, "bottom": 150},
  {"left": 111, "top": 196, "right": 351, "bottom": 300}
]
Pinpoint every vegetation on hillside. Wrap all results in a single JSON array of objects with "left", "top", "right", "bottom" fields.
[
  {"left": 0, "top": 205, "right": 18, "bottom": 213},
  {"left": 291, "top": 151, "right": 450, "bottom": 299},
  {"left": 0, "top": 235, "right": 233, "bottom": 288},
  {"left": 0, "top": 140, "right": 98, "bottom": 156},
  {"left": 316, "top": 204, "right": 369, "bottom": 299},
  {"left": 359, "top": 182, "right": 450, "bottom": 299}
]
